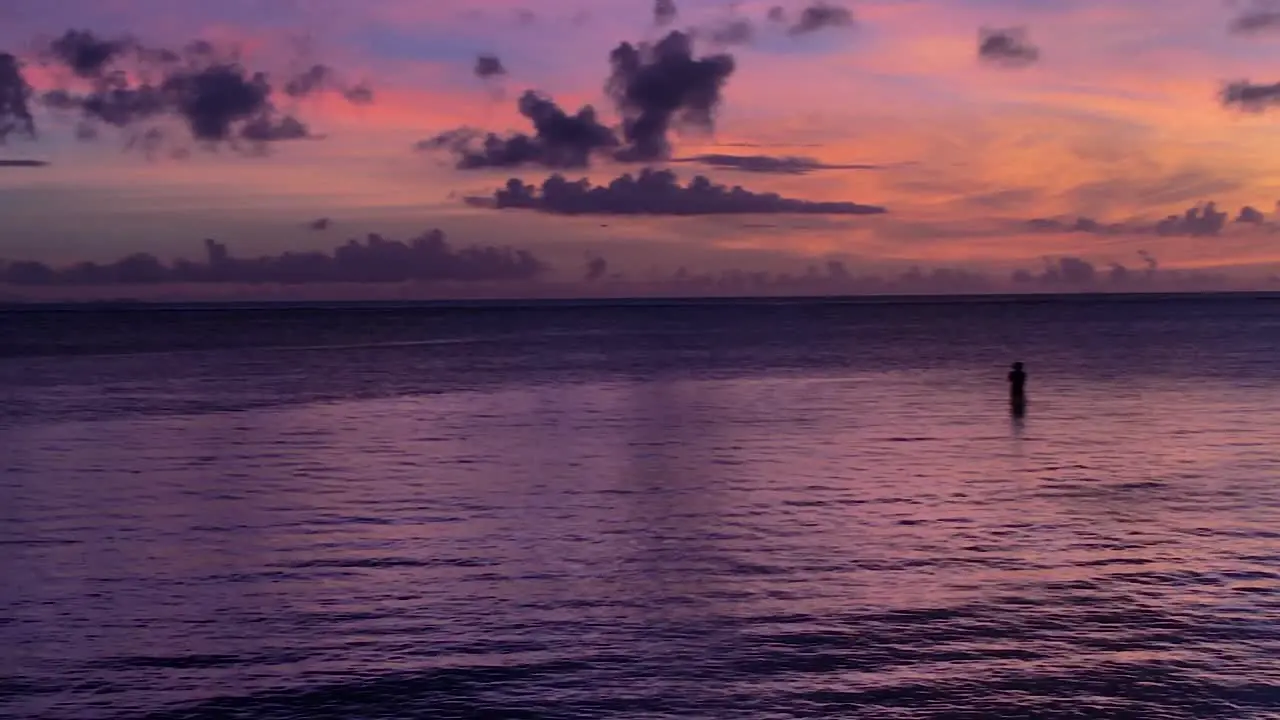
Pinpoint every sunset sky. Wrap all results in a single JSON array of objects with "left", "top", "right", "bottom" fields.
[{"left": 6, "top": 0, "right": 1280, "bottom": 291}]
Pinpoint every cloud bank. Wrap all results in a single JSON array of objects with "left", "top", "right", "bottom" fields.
[
  {"left": 1011, "top": 253, "right": 1169, "bottom": 288},
  {"left": 0, "top": 230, "right": 545, "bottom": 286},
  {"left": 470, "top": 169, "right": 888, "bottom": 216},
  {"left": 1026, "top": 201, "right": 1254, "bottom": 237}
]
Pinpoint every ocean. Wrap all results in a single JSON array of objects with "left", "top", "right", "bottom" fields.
[{"left": 2, "top": 295, "right": 1279, "bottom": 719}]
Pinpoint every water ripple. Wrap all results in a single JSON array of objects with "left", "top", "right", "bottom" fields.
[{"left": 2, "top": 300, "right": 1280, "bottom": 718}]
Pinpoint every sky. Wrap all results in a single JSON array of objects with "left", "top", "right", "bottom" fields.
[{"left": 5, "top": 0, "right": 1280, "bottom": 297}]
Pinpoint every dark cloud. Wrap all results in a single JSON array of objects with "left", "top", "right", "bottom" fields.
[
  {"left": 425, "top": 30, "right": 736, "bottom": 167},
  {"left": 767, "top": 6, "right": 787, "bottom": 23},
  {"left": 41, "top": 84, "right": 168, "bottom": 130},
  {"left": 1153, "top": 202, "right": 1228, "bottom": 236},
  {"left": 607, "top": 31, "right": 736, "bottom": 161},
  {"left": 37, "top": 32, "right": 371, "bottom": 151},
  {"left": 789, "top": 3, "right": 855, "bottom": 35},
  {"left": 168, "top": 65, "right": 311, "bottom": 143},
  {"left": 1012, "top": 257, "right": 1097, "bottom": 286},
  {"left": 1, "top": 230, "right": 546, "bottom": 287},
  {"left": 284, "top": 64, "right": 344, "bottom": 98},
  {"left": 167, "top": 66, "right": 277, "bottom": 141},
  {"left": 655, "top": 0, "right": 678, "bottom": 26},
  {"left": 675, "top": 153, "right": 881, "bottom": 174},
  {"left": 1050, "top": 256, "right": 1095, "bottom": 284},
  {"left": 1026, "top": 202, "right": 1233, "bottom": 237},
  {"left": 47, "top": 30, "right": 134, "bottom": 79},
  {"left": 239, "top": 114, "right": 311, "bottom": 142},
  {"left": 0, "top": 53, "right": 36, "bottom": 142},
  {"left": 308, "top": 217, "right": 332, "bottom": 231},
  {"left": 1106, "top": 262, "right": 1132, "bottom": 284},
  {"left": 1237, "top": 205, "right": 1266, "bottom": 223},
  {"left": 978, "top": 27, "right": 1040, "bottom": 67},
  {"left": 515, "top": 9, "right": 537, "bottom": 26},
  {"left": 420, "top": 90, "right": 618, "bottom": 169},
  {"left": 1012, "top": 252, "right": 1163, "bottom": 288},
  {"left": 416, "top": 127, "right": 481, "bottom": 152},
  {"left": 707, "top": 18, "right": 756, "bottom": 46},
  {"left": 1024, "top": 216, "right": 1128, "bottom": 234},
  {"left": 472, "top": 168, "right": 888, "bottom": 216},
  {"left": 585, "top": 255, "right": 609, "bottom": 281},
  {"left": 474, "top": 54, "right": 507, "bottom": 79},
  {"left": 0, "top": 159, "right": 47, "bottom": 167},
  {"left": 1221, "top": 80, "right": 1280, "bottom": 111},
  {"left": 1229, "top": 1, "right": 1280, "bottom": 34}
]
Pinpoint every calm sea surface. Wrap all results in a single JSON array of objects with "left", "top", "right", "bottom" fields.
[{"left": 2, "top": 296, "right": 1280, "bottom": 719}]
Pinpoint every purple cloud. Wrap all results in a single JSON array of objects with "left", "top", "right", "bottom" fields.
[
  {"left": 419, "top": 90, "right": 618, "bottom": 169},
  {"left": 978, "top": 27, "right": 1040, "bottom": 68},
  {"left": 474, "top": 54, "right": 506, "bottom": 79},
  {"left": 675, "top": 153, "right": 883, "bottom": 174},
  {"left": 654, "top": 0, "right": 678, "bottom": 27},
  {"left": 789, "top": 3, "right": 854, "bottom": 35},
  {"left": 607, "top": 31, "right": 736, "bottom": 161},
  {"left": 36, "top": 30, "right": 371, "bottom": 151},
  {"left": 1222, "top": 80, "right": 1280, "bottom": 111},
  {"left": 0, "top": 53, "right": 36, "bottom": 142},
  {"left": 1229, "top": 1, "right": 1280, "bottom": 34},
  {"left": 1, "top": 230, "right": 546, "bottom": 286},
  {"left": 1026, "top": 202, "right": 1234, "bottom": 237},
  {"left": 471, "top": 169, "right": 888, "bottom": 216}
]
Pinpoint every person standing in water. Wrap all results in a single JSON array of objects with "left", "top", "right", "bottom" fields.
[{"left": 1008, "top": 362, "right": 1027, "bottom": 412}]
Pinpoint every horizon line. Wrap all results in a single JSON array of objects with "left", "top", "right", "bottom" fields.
[{"left": 5, "top": 288, "right": 1280, "bottom": 312}]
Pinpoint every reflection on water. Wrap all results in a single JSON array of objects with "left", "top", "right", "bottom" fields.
[{"left": 1, "top": 298, "right": 1280, "bottom": 719}]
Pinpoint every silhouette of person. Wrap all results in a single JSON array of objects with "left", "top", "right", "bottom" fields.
[{"left": 1008, "top": 362, "right": 1027, "bottom": 414}]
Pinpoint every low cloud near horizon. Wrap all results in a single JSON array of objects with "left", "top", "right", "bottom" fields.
[
  {"left": 1, "top": 240, "right": 1250, "bottom": 300},
  {"left": 0, "top": 230, "right": 544, "bottom": 287},
  {"left": 1025, "top": 201, "right": 1280, "bottom": 237}
]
